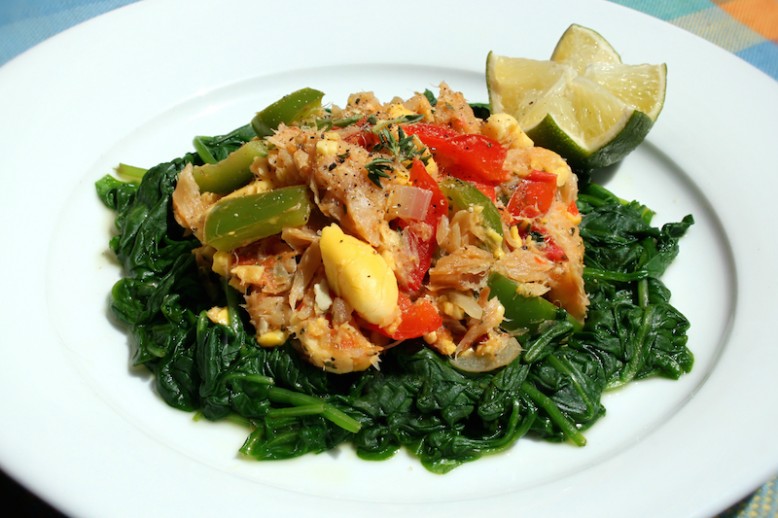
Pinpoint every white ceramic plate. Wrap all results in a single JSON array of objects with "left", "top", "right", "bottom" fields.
[{"left": 1, "top": 0, "right": 776, "bottom": 516}]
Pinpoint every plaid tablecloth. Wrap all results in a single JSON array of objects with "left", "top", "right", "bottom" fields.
[
  {"left": 613, "top": 0, "right": 777, "bottom": 80},
  {"left": 0, "top": 1, "right": 776, "bottom": 517},
  {"left": 1, "top": 0, "right": 776, "bottom": 78}
]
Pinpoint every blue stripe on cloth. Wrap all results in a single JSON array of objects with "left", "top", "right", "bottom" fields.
[
  {"left": 0, "top": 0, "right": 137, "bottom": 66},
  {"left": 610, "top": 0, "right": 777, "bottom": 81},
  {"left": 737, "top": 41, "right": 778, "bottom": 80},
  {"left": 609, "top": 0, "right": 717, "bottom": 20}
]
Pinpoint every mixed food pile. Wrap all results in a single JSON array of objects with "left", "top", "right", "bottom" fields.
[
  {"left": 172, "top": 83, "right": 587, "bottom": 375},
  {"left": 96, "top": 25, "right": 694, "bottom": 473}
]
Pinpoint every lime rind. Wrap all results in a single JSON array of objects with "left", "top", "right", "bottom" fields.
[
  {"left": 527, "top": 110, "right": 654, "bottom": 172},
  {"left": 586, "top": 111, "right": 654, "bottom": 169}
]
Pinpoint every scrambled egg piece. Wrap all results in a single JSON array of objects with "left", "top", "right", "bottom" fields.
[
  {"left": 257, "top": 330, "right": 288, "bottom": 347},
  {"left": 482, "top": 113, "right": 533, "bottom": 149}
]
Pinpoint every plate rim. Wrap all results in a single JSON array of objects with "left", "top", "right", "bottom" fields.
[{"left": 1, "top": 1, "right": 777, "bottom": 517}]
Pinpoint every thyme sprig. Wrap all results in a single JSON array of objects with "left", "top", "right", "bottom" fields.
[
  {"left": 365, "top": 157, "right": 393, "bottom": 188},
  {"left": 370, "top": 113, "right": 424, "bottom": 132},
  {"left": 374, "top": 126, "right": 419, "bottom": 162},
  {"left": 364, "top": 120, "right": 428, "bottom": 188}
]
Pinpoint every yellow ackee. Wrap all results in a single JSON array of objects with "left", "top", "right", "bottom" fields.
[{"left": 319, "top": 223, "right": 399, "bottom": 327}]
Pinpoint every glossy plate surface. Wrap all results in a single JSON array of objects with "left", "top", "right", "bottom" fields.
[{"left": 0, "top": 1, "right": 776, "bottom": 516}]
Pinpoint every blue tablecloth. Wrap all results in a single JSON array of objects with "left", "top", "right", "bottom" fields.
[{"left": 0, "top": 1, "right": 776, "bottom": 517}]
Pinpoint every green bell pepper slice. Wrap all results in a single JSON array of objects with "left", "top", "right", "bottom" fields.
[
  {"left": 438, "top": 176, "right": 503, "bottom": 238},
  {"left": 203, "top": 185, "right": 311, "bottom": 251},
  {"left": 192, "top": 140, "right": 267, "bottom": 194},
  {"left": 487, "top": 272, "right": 580, "bottom": 335},
  {"left": 115, "top": 163, "right": 147, "bottom": 184},
  {"left": 251, "top": 87, "right": 325, "bottom": 138}
]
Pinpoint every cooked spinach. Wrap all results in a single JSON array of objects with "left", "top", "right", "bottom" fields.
[{"left": 95, "top": 123, "right": 693, "bottom": 474}]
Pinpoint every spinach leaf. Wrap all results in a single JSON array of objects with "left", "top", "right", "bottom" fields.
[
  {"left": 576, "top": 182, "right": 694, "bottom": 389},
  {"left": 96, "top": 122, "right": 694, "bottom": 474}
]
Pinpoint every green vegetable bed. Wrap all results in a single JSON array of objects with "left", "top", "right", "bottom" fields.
[{"left": 95, "top": 105, "right": 693, "bottom": 474}]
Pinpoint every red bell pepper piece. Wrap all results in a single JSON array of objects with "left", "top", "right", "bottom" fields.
[
  {"left": 507, "top": 170, "right": 558, "bottom": 219},
  {"left": 403, "top": 123, "right": 509, "bottom": 185},
  {"left": 517, "top": 223, "right": 567, "bottom": 262},
  {"left": 342, "top": 117, "right": 380, "bottom": 150},
  {"left": 403, "top": 231, "right": 434, "bottom": 292},
  {"left": 397, "top": 159, "right": 449, "bottom": 291},
  {"left": 365, "top": 292, "right": 443, "bottom": 340},
  {"left": 540, "top": 234, "right": 567, "bottom": 262},
  {"left": 402, "top": 122, "right": 459, "bottom": 148},
  {"left": 391, "top": 293, "right": 443, "bottom": 340},
  {"left": 408, "top": 158, "right": 448, "bottom": 223}
]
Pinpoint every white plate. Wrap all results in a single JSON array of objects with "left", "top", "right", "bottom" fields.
[{"left": 1, "top": 0, "right": 776, "bottom": 516}]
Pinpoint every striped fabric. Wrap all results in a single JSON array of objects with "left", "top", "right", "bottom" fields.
[
  {"left": 721, "top": 483, "right": 778, "bottom": 518},
  {"left": 612, "top": 0, "right": 778, "bottom": 80},
  {"left": 1, "top": 0, "right": 776, "bottom": 80},
  {"left": 0, "top": 1, "right": 776, "bottom": 517},
  {"left": 0, "top": 0, "right": 137, "bottom": 66}
]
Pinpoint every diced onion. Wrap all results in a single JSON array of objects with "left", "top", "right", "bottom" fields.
[
  {"left": 387, "top": 185, "right": 432, "bottom": 221},
  {"left": 313, "top": 281, "right": 333, "bottom": 311},
  {"left": 447, "top": 291, "right": 483, "bottom": 319},
  {"left": 450, "top": 336, "right": 522, "bottom": 373}
]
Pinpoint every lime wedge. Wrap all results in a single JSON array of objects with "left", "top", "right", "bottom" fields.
[
  {"left": 583, "top": 62, "right": 667, "bottom": 120},
  {"left": 486, "top": 24, "right": 666, "bottom": 172},
  {"left": 551, "top": 23, "right": 621, "bottom": 72}
]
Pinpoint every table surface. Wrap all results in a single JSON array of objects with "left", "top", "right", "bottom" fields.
[{"left": 0, "top": 1, "right": 776, "bottom": 517}]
